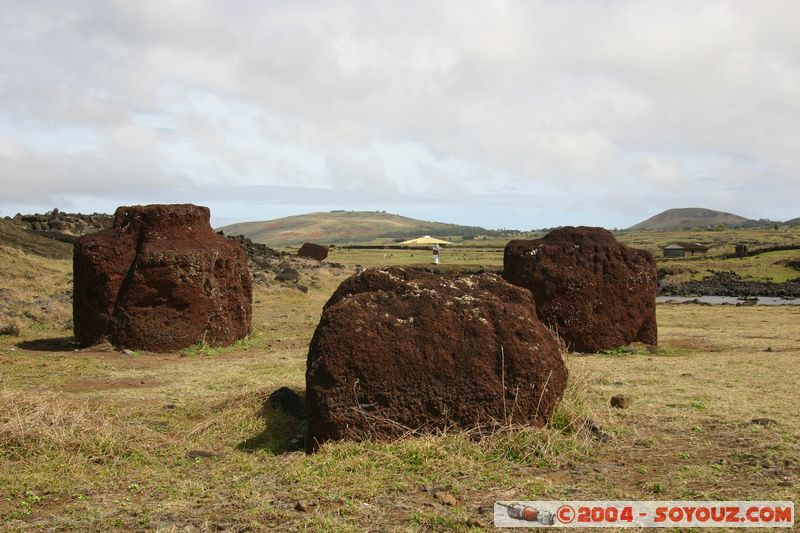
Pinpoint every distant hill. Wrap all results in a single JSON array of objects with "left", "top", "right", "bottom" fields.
[
  {"left": 628, "top": 208, "right": 751, "bottom": 231},
  {"left": 0, "top": 219, "right": 72, "bottom": 259},
  {"left": 785, "top": 217, "right": 800, "bottom": 226},
  {"left": 218, "top": 211, "right": 502, "bottom": 246}
]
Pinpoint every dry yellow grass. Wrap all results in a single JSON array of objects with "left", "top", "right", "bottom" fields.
[
  {"left": 0, "top": 246, "right": 73, "bottom": 338},
  {"left": 328, "top": 246, "right": 504, "bottom": 269},
  {"left": 0, "top": 246, "right": 798, "bottom": 531}
]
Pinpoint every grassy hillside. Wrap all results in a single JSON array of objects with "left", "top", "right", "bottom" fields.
[
  {"left": 0, "top": 219, "right": 72, "bottom": 260},
  {"left": 628, "top": 207, "right": 751, "bottom": 231},
  {"left": 218, "top": 211, "right": 500, "bottom": 246},
  {"left": 0, "top": 245, "right": 73, "bottom": 338}
]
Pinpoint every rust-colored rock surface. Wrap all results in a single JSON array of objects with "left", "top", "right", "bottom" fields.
[
  {"left": 503, "top": 226, "right": 657, "bottom": 353},
  {"left": 306, "top": 267, "right": 568, "bottom": 451},
  {"left": 297, "top": 242, "right": 328, "bottom": 262},
  {"left": 73, "top": 204, "right": 252, "bottom": 351}
]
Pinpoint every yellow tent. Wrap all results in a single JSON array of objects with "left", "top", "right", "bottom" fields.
[{"left": 398, "top": 235, "right": 453, "bottom": 246}]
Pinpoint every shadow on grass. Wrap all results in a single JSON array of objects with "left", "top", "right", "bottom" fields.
[
  {"left": 238, "top": 391, "right": 307, "bottom": 455},
  {"left": 17, "top": 336, "right": 78, "bottom": 352}
]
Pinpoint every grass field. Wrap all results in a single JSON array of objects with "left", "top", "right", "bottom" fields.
[
  {"left": 327, "top": 247, "right": 800, "bottom": 285},
  {"left": 659, "top": 249, "right": 800, "bottom": 283},
  {"left": 328, "top": 247, "right": 504, "bottom": 269},
  {"left": 1, "top": 242, "right": 799, "bottom": 531},
  {"left": 218, "top": 211, "right": 502, "bottom": 248},
  {"left": 615, "top": 226, "right": 800, "bottom": 257}
]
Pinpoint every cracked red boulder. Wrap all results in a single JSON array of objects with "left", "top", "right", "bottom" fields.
[
  {"left": 503, "top": 226, "right": 657, "bottom": 353},
  {"left": 297, "top": 242, "right": 328, "bottom": 261},
  {"left": 305, "top": 267, "right": 568, "bottom": 451},
  {"left": 73, "top": 204, "right": 252, "bottom": 352}
]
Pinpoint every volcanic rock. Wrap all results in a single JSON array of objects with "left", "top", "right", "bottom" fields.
[
  {"left": 11, "top": 209, "right": 112, "bottom": 236},
  {"left": 305, "top": 267, "right": 568, "bottom": 451},
  {"left": 503, "top": 226, "right": 657, "bottom": 353},
  {"left": 297, "top": 242, "right": 328, "bottom": 262},
  {"left": 275, "top": 268, "right": 300, "bottom": 283},
  {"left": 266, "top": 387, "right": 306, "bottom": 419},
  {"left": 73, "top": 204, "right": 252, "bottom": 352},
  {"left": 659, "top": 270, "right": 800, "bottom": 298},
  {"left": 610, "top": 395, "right": 631, "bottom": 409},
  {"left": 220, "top": 232, "right": 286, "bottom": 272}
]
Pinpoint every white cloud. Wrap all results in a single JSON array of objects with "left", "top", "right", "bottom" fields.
[
  {"left": 1, "top": 0, "right": 799, "bottom": 227},
  {"left": 636, "top": 156, "right": 692, "bottom": 190}
]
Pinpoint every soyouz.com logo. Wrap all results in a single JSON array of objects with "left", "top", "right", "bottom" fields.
[{"left": 494, "top": 501, "right": 795, "bottom": 528}]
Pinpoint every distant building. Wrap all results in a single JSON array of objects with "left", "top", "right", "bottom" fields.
[{"left": 662, "top": 242, "right": 709, "bottom": 258}]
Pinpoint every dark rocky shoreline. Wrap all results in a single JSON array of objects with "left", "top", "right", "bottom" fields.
[{"left": 659, "top": 271, "right": 800, "bottom": 298}]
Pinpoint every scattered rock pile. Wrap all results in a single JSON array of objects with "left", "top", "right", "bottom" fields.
[
  {"left": 305, "top": 267, "right": 568, "bottom": 451},
  {"left": 73, "top": 204, "right": 252, "bottom": 351},
  {"left": 218, "top": 232, "right": 346, "bottom": 289},
  {"left": 221, "top": 233, "right": 286, "bottom": 270},
  {"left": 660, "top": 270, "right": 800, "bottom": 298},
  {"left": 7, "top": 209, "right": 112, "bottom": 241},
  {"left": 503, "top": 226, "right": 657, "bottom": 353}
]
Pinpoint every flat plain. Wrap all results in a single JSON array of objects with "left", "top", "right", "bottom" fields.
[{"left": 1, "top": 231, "right": 799, "bottom": 531}]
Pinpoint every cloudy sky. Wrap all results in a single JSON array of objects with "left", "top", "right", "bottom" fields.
[{"left": 1, "top": 1, "right": 798, "bottom": 229}]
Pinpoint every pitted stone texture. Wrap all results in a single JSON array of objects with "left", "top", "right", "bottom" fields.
[
  {"left": 503, "top": 226, "right": 657, "bottom": 353},
  {"left": 306, "top": 267, "right": 567, "bottom": 451},
  {"left": 73, "top": 204, "right": 251, "bottom": 351}
]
